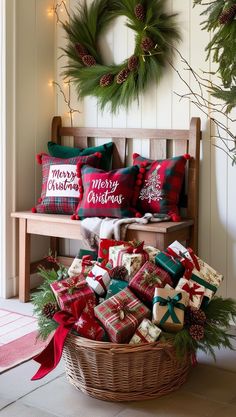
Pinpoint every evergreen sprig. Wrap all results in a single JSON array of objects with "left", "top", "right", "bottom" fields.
[
  {"left": 31, "top": 264, "right": 68, "bottom": 340},
  {"left": 62, "top": 0, "right": 181, "bottom": 112},
  {"left": 194, "top": 0, "right": 236, "bottom": 112}
]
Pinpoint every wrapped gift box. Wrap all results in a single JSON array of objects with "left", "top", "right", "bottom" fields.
[
  {"left": 94, "top": 287, "right": 150, "bottom": 343},
  {"left": 98, "top": 238, "right": 130, "bottom": 264},
  {"left": 129, "top": 261, "right": 173, "bottom": 305},
  {"left": 86, "top": 264, "right": 111, "bottom": 296},
  {"left": 155, "top": 251, "right": 185, "bottom": 284},
  {"left": 68, "top": 255, "right": 96, "bottom": 277},
  {"left": 50, "top": 275, "right": 96, "bottom": 313},
  {"left": 73, "top": 312, "right": 105, "bottom": 341},
  {"left": 175, "top": 277, "right": 205, "bottom": 309},
  {"left": 129, "top": 318, "right": 162, "bottom": 344},
  {"left": 153, "top": 287, "right": 189, "bottom": 332},
  {"left": 109, "top": 243, "right": 160, "bottom": 278},
  {"left": 78, "top": 249, "right": 97, "bottom": 260},
  {"left": 105, "top": 279, "right": 128, "bottom": 300}
]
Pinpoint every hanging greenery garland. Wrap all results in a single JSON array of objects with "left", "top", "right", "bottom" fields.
[{"left": 62, "top": 0, "right": 181, "bottom": 112}]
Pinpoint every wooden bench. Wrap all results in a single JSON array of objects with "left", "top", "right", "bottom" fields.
[{"left": 11, "top": 116, "right": 201, "bottom": 302}]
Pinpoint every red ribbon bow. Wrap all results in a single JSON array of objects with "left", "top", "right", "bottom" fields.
[
  {"left": 81, "top": 255, "right": 93, "bottom": 273},
  {"left": 31, "top": 299, "right": 86, "bottom": 381},
  {"left": 61, "top": 276, "right": 87, "bottom": 294},
  {"left": 166, "top": 246, "right": 200, "bottom": 279},
  {"left": 117, "top": 242, "right": 148, "bottom": 267},
  {"left": 88, "top": 271, "right": 107, "bottom": 293},
  {"left": 182, "top": 282, "right": 204, "bottom": 301}
]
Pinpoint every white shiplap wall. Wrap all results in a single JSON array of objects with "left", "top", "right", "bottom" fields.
[{"left": 55, "top": 0, "right": 236, "bottom": 298}]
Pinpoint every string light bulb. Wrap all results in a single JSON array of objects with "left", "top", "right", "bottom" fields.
[{"left": 47, "top": 8, "right": 54, "bottom": 17}]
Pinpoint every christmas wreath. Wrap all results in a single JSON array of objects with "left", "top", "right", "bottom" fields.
[{"left": 62, "top": 0, "right": 181, "bottom": 112}]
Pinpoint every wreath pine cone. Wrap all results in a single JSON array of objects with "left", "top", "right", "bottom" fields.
[
  {"left": 75, "top": 43, "right": 88, "bottom": 57},
  {"left": 141, "top": 37, "right": 155, "bottom": 52},
  {"left": 82, "top": 55, "right": 97, "bottom": 67},
  {"left": 100, "top": 73, "right": 114, "bottom": 87},
  {"left": 135, "top": 4, "right": 145, "bottom": 22},
  {"left": 42, "top": 302, "right": 58, "bottom": 319},
  {"left": 219, "top": 4, "right": 236, "bottom": 24},
  {"left": 117, "top": 68, "right": 130, "bottom": 84},
  {"left": 128, "top": 55, "right": 139, "bottom": 71}
]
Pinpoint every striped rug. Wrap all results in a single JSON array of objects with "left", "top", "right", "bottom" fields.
[{"left": 0, "top": 308, "right": 46, "bottom": 373}]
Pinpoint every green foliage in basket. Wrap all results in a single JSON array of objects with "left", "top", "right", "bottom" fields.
[
  {"left": 31, "top": 261, "right": 68, "bottom": 341},
  {"left": 62, "top": 0, "right": 181, "bottom": 112},
  {"left": 167, "top": 297, "right": 236, "bottom": 360}
]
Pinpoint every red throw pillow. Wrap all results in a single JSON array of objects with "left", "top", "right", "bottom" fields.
[
  {"left": 74, "top": 165, "right": 143, "bottom": 219},
  {"left": 133, "top": 153, "right": 190, "bottom": 220},
  {"left": 33, "top": 153, "right": 102, "bottom": 214}
]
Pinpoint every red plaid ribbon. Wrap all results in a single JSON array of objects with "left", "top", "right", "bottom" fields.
[
  {"left": 182, "top": 282, "right": 204, "bottom": 301},
  {"left": 87, "top": 271, "right": 107, "bottom": 293},
  {"left": 166, "top": 247, "right": 200, "bottom": 279},
  {"left": 117, "top": 242, "right": 148, "bottom": 268},
  {"left": 106, "top": 297, "right": 139, "bottom": 328}
]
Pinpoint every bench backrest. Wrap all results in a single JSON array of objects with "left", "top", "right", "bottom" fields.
[{"left": 51, "top": 116, "right": 201, "bottom": 224}]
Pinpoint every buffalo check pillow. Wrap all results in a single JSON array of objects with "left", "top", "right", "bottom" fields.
[
  {"left": 74, "top": 164, "right": 143, "bottom": 219},
  {"left": 33, "top": 153, "right": 102, "bottom": 214},
  {"left": 133, "top": 153, "right": 190, "bottom": 221}
]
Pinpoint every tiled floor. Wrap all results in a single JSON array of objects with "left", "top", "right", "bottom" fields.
[{"left": 1, "top": 298, "right": 236, "bottom": 417}]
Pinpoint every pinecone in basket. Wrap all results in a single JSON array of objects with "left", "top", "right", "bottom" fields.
[
  {"left": 134, "top": 3, "right": 145, "bottom": 22},
  {"left": 109, "top": 266, "right": 129, "bottom": 281},
  {"left": 75, "top": 43, "right": 88, "bottom": 58},
  {"left": 42, "top": 302, "right": 58, "bottom": 319},
  {"left": 141, "top": 36, "right": 155, "bottom": 52},
  {"left": 185, "top": 306, "right": 206, "bottom": 326},
  {"left": 128, "top": 55, "right": 139, "bottom": 71},
  {"left": 189, "top": 324, "right": 205, "bottom": 341},
  {"left": 100, "top": 73, "right": 114, "bottom": 87},
  {"left": 116, "top": 68, "right": 130, "bottom": 84},
  {"left": 219, "top": 4, "right": 236, "bottom": 24},
  {"left": 82, "top": 55, "right": 97, "bottom": 67}
]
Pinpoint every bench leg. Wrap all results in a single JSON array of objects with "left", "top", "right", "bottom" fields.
[{"left": 19, "top": 218, "right": 31, "bottom": 302}]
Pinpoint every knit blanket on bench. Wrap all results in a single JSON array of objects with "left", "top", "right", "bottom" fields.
[{"left": 80, "top": 213, "right": 170, "bottom": 249}]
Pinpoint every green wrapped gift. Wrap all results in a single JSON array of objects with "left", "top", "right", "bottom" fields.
[
  {"left": 155, "top": 252, "right": 185, "bottom": 284},
  {"left": 105, "top": 279, "right": 128, "bottom": 300},
  {"left": 78, "top": 249, "right": 97, "bottom": 260}
]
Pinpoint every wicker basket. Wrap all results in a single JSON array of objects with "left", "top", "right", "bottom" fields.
[{"left": 63, "top": 334, "right": 192, "bottom": 402}]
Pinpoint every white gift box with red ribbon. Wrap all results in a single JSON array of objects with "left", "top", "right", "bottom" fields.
[
  {"left": 86, "top": 264, "right": 111, "bottom": 296},
  {"left": 68, "top": 255, "right": 95, "bottom": 278}
]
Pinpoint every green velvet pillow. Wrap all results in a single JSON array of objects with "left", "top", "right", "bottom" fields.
[{"left": 47, "top": 141, "right": 113, "bottom": 171}]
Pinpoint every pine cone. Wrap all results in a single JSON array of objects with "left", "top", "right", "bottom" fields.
[
  {"left": 75, "top": 43, "right": 88, "bottom": 58},
  {"left": 128, "top": 55, "right": 139, "bottom": 71},
  {"left": 109, "top": 266, "right": 129, "bottom": 281},
  {"left": 141, "top": 36, "right": 155, "bottom": 52},
  {"left": 100, "top": 73, "right": 114, "bottom": 87},
  {"left": 189, "top": 324, "right": 205, "bottom": 341},
  {"left": 185, "top": 306, "right": 206, "bottom": 326},
  {"left": 42, "top": 302, "right": 58, "bottom": 319},
  {"left": 134, "top": 4, "right": 145, "bottom": 22},
  {"left": 116, "top": 68, "right": 130, "bottom": 84},
  {"left": 219, "top": 4, "right": 236, "bottom": 24},
  {"left": 82, "top": 55, "right": 97, "bottom": 67}
]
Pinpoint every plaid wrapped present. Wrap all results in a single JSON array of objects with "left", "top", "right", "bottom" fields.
[
  {"left": 109, "top": 242, "right": 160, "bottom": 278},
  {"left": 94, "top": 288, "right": 150, "bottom": 343},
  {"left": 129, "top": 261, "right": 173, "bottom": 305},
  {"left": 68, "top": 255, "right": 96, "bottom": 278},
  {"left": 129, "top": 318, "right": 162, "bottom": 344},
  {"left": 175, "top": 278, "right": 205, "bottom": 309},
  {"left": 86, "top": 264, "right": 111, "bottom": 296},
  {"left": 153, "top": 287, "right": 189, "bottom": 332},
  {"left": 105, "top": 279, "right": 128, "bottom": 300},
  {"left": 98, "top": 238, "right": 130, "bottom": 264},
  {"left": 50, "top": 275, "right": 96, "bottom": 313}
]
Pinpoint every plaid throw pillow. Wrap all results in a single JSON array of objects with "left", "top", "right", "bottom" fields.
[
  {"left": 74, "top": 165, "right": 142, "bottom": 219},
  {"left": 33, "top": 153, "right": 101, "bottom": 214},
  {"left": 133, "top": 153, "right": 190, "bottom": 220}
]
